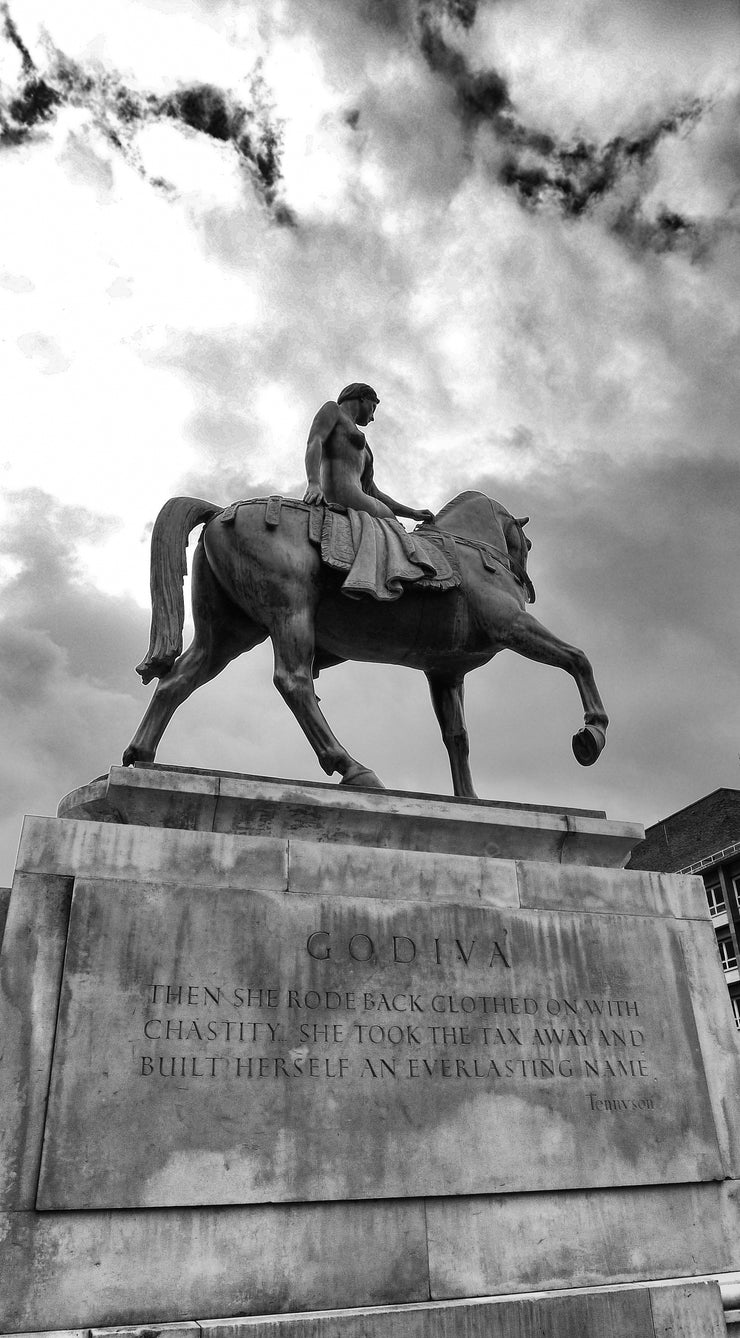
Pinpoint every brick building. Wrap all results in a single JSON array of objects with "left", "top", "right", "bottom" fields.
[{"left": 627, "top": 788, "right": 740, "bottom": 1031}]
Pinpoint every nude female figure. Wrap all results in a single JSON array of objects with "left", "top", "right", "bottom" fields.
[{"left": 303, "top": 382, "right": 434, "bottom": 523}]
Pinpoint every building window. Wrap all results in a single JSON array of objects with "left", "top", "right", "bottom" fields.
[
  {"left": 718, "top": 938, "right": 738, "bottom": 973},
  {"left": 732, "top": 875, "right": 740, "bottom": 914},
  {"left": 732, "top": 997, "right": 740, "bottom": 1032},
  {"left": 706, "top": 884, "right": 725, "bottom": 917}
]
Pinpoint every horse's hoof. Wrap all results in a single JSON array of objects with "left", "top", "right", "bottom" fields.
[
  {"left": 340, "top": 764, "right": 386, "bottom": 789},
  {"left": 122, "top": 745, "right": 154, "bottom": 767},
  {"left": 572, "top": 725, "right": 606, "bottom": 767}
]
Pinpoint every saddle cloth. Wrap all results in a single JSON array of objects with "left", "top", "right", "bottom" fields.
[
  {"left": 318, "top": 507, "right": 460, "bottom": 601},
  {"left": 220, "top": 497, "right": 461, "bottom": 602}
]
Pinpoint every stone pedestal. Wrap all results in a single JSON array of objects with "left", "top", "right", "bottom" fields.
[{"left": 1, "top": 765, "right": 739, "bottom": 1334}]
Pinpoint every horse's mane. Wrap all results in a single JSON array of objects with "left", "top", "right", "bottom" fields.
[
  {"left": 433, "top": 490, "right": 511, "bottom": 541},
  {"left": 429, "top": 490, "right": 535, "bottom": 603}
]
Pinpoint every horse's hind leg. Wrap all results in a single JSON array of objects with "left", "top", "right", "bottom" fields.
[
  {"left": 123, "top": 635, "right": 252, "bottom": 766},
  {"left": 123, "top": 541, "right": 266, "bottom": 766},
  {"left": 505, "top": 610, "right": 609, "bottom": 766},
  {"left": 426, "top": 672, "right": 477, "bottom": 798},
  {"left": 271, "top": 609, "right": 384, "bottom": 788}
]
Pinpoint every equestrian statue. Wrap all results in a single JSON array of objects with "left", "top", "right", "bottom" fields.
[{"left": 123, "top": 383, "right": 608, "bottom": 794}]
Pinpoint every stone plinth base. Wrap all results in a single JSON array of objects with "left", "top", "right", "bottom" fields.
[
  {"left": 2, "top": 1282, "right": 730, "bottom": 1338},
  {"left": 1, "top": 766, "right": 740, "bottom": 1331}
]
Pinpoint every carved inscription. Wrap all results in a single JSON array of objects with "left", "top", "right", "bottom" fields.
[
  {"left": 136, "top": 929, "right": 654, "bottom": 1101},
  {"left": 38, "top": 882, "right": 723, "bottom": 1209}
]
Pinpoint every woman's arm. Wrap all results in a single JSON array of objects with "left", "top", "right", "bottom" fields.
[
  {"left": 369, "top": 482, "right": 434, "bottom": 523},
  {"left": 304, "top": 402, "right": 340, "bottom": 504}
]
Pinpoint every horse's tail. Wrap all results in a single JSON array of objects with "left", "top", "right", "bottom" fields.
[{"left": 136, "top": 496, "right": 223, "bottom": 684}]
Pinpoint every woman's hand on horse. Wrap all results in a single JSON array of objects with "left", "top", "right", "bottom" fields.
[
  {"left": 304, "top": 485, "right": 325, "bottom": 505},
  {"left": 413, "top": 508, "right": 436, "bottom": 524}
]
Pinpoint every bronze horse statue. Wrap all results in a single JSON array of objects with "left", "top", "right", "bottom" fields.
[{"left": 123, "top": 491, "right": 608, "bottom": 794}]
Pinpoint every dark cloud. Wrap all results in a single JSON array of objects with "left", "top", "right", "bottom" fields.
[
  {"left": 413, "top": 5, "right": 728, "bottom": 256},
  {"left": 441, "top": 0, "right": 480, "bottom": 29},
  {"left": 496, "top": 101, "right": 717, "bottom": 256},
  {"left": 620, "top": 0, "right": 740, "bottom": 33},
  {"left": 0, "top": 622, "right": 65, "bottom": 707},
  {"left": 610, "top": 204, "right": 709, "bottom": 259},
  {"left": 159, "top": 72, "right": 286, "bottom": 206},
  {"left": 417, "top": 4, "right": 510, "bottom": 123},
  {"left": 357, "top": 0, "right": 410, "bottom": 31},
  {"left": 0, "top": 490, "right": 152, "bottom": 882},
  {"left": 179, "top": 402, "right": 291, "bottom": 503},
  {"left": 0, "top": 489, "right": 145, "bottom": 690},
  {"left": 1, "top": 0, "right": 31, "bottom": 71},
  {"left": 0, "top": 1, "right": 59, "bottom": 145},
  {"left": 498, "top": 105, "right": 702, "bottom": 213},
  {"left": 0, "top": 7, "right": 289, "bottom": 217},
  {"left": 487, "top": 454, "right": 740, "bottom": 652}
]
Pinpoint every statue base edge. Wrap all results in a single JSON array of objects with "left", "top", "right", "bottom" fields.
[
  {"left": 56, "top": 762, "right": 643, "bottom": 868},
  {"left": 0, "top": 1277, "right": 733, "bottom": 1338}
]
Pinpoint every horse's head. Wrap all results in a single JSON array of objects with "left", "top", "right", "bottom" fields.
[
  {"left": 425, "top": 492, "right": 536, "bottom": 603},
  {"left": 504, "top": 514, "right": 536, "bottom": 603}
]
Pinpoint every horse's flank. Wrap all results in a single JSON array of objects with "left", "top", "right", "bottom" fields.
[{"left": 137, "top": 492, "right": 531, "bottom": 683}]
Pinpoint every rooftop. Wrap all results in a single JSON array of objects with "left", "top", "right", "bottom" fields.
[{"left": 627, "top": 788, "right": 740, "bottom": 873}]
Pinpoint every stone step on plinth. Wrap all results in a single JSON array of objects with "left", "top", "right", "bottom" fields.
[
  {"left": 2, "top": 1282, "right": 729, "bottom": 1338},
  {"left": 57, "top": 763, "right": 643, "bottom": 867}
]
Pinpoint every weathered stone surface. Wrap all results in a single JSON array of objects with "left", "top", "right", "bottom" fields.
[
  {"left": 5, "top": 771, "right": 740, "bottom": 1332},
  {"left": 37, "top": 876, "right": 721, "bottom": 1210},
  {"left": 659, "top": 872, "right": 713, "bottom": 922},
  {"left": 0, "top": 1200, "right": 428, "bottom": 1331},
  {"left": 2, "top": 1283, "right": 728, "bottom": 1338},
  {"left": 15, "top": 815, "right": 288, "bottom": 891},
  {"left": 58, "top": 765, "right": 220, "bottom": 830},
  {"left": 6, "top": 1331, "right": 89, "bottom": 1338},
  {"left": 287, "top": 839, "right": 519, "bottom": 908},
  {"left": 197, "top": 1284, "right": 718, "bottom": 1338},
  {"left": 515, "top": 861, "right": 708, "bottom": 921},
  {"left": 648, "top": 1281, "right": 727, "bottom": 1337},
  {"left": 723, "top": 1275, "right": 740, "bottom": 1308},
  {"left": 58, "top": 765, "right": 643, "bottom": 867},
  {"left": 676, "top": 918, "right": 740, "bottom": 1177},
  {"left": 0, "top": 872, "right": 73, "bottom": 1209},
  {"left": 90, "top": 1325, "right": 201, "bottom": 1338},
  {"left": 0, "top": 885, "right": 10, "bottom": 948},
  {"left": 425, "top": 1181, "right": 740, "bottom": 1297}
]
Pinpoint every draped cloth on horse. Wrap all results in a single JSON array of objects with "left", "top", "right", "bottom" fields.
[
  {"left": 319, "top": 507, "right": 459, "bottom": 600},
  {"left": 221, "top": 497, "right": 461, "bottom": 602}
]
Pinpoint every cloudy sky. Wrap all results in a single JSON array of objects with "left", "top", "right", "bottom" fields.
[{"left": 1, "top": 0, "right": 739, "bottom": 883}]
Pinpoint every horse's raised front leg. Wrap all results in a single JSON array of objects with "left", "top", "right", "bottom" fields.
[
  {"left": 426, "top": 672, "right": 477, "bottom": 798},
  {"left": 505, "top": 610, "right": 609, "bottom": 766},
  {"left": 271, "top": 610, "right": 385, "bottom": 789}
]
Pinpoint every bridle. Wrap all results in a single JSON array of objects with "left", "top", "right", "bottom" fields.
[{"left": 416, "top": 513, "right": 536, "bottom": 604}]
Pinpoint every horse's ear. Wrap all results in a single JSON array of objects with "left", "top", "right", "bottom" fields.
[{"left": 516, "top": 516, "right": 530, "bottom": 527}]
